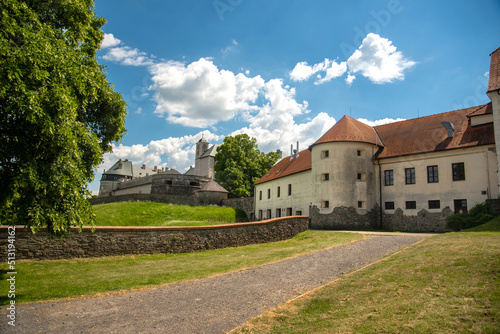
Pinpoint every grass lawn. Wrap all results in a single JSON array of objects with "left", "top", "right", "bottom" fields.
[
  {"left": 91, "top": 201, "right": 248, "bottom": 226},
  {"left": 235, "top": 222, "right": 500, "bottom": 333},
  {"left": 0, "top": 231, "right": 365, "bottom": 305}
]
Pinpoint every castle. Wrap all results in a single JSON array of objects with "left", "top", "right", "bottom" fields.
[
  {"left": 254, "top": 46, "right": 500, "bottom": 232},
  {"left": 97, "top": 137, "right": 228, "bottom": 204}
]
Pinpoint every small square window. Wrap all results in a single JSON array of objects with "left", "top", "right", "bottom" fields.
[
  {"left": 321, "top": 173, "right": 330, "bottom": 181},
  {"left": 357, "top": 173, "right": 366, "bottom": 181},
  {"left": 385, "top": 201, "right": 395, "bottom": 210},
  {"left": 321, "top": 150, "right": 329, "bottom": 158},
  {"left": 428, "top": 200, "right": 440, "bottom": 209},
  {"left": 321, "top": 200, "right": 329, "bottom": 208},
  {"left": 357, "top": 201, "right": 364, "bottom": 208},
  {"left": 357, "top": 150, "right": 362, "bottom": 156},
  {"left": 406, "top": 201, "right": 417, "bottom": 210}
]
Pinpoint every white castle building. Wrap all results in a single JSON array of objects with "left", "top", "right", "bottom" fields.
[{"left": 254, "top": 46, "right": 500, "bottom": 232}]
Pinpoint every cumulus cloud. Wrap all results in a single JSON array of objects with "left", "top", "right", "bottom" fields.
[
  {"left": 98, "top": 131, "right": 224, "bottom": 174},
  {"left": 150, "top": 58, "right": 265, "bottom": 127},
  {"left": 102, "top": 46, "right": 154, "bottom": 66},
  {"left": 347, "top": 33, "right": 416, "bottom": 84},
  {"left": 101, "top": 33, "right": 121, "bottom": 49},
  {"left": 290, "top": 59, "right": 347, "bottom": 84},
  {"left": 290, "top": 33, "right": 415, "bottom": 85}
]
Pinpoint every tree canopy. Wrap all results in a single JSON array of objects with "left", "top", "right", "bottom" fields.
[
  {"left": 214, "top": 134, "right": 279, "bottom": 198},
  {"left": 0, "top": 0, "right": 127, "bottom": 236}
]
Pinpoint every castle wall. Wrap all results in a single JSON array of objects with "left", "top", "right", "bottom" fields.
[{"left": 1, "top": 217, "right": 308, "bottom": 261}]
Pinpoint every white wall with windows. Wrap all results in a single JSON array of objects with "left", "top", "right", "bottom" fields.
[
  {"left": 254, "top": 170, "right": 312, "bottom": 219},
  {"left": 378, "top": 145, "right": 498, "bottom": 214}
]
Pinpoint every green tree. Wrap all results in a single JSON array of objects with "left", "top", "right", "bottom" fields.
[
  {"left": 0, "top": 0, "right": 127, "bottom": 236},
  {"left": 214, "top": 134, "right": 279, "bottom": 198}
]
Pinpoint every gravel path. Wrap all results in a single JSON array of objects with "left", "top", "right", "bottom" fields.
[{"left": 3, "top": 234, "right": 427, "bottom": 333}]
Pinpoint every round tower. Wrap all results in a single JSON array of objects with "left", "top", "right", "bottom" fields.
[{"left": 309, "top": 116, "right": 383, "bottom": 213}]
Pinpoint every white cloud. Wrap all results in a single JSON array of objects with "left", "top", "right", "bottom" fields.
[
  {"left": 150, "top": 58, "right": 265, "bottom": 127},
  {"left": 345, "top": 74, "right": 356, "bottom": 86},
  {"left": 290, "top": 59, "right": 347, "bottom": 84},
  {"left": 101, "top": 33, "right": 121, "bottom": 49},
  {"left": 347, "top": 33, "right": 416, "bottom": 84},
  {"left": 290, "top": 61, "right": 317, "bottom": 81},
  {"left": 357, "top": 117, "right": 405, "bottom": 127},
  {"left": 102, "top": 46, "right": 155, "bottom": 66},
  {"left": 222, "top": 39, "right": 238, "bottom": 56},
  {"left": 98, "top": 131, "right": 224, "bottom": 175},
  {"left": 314, "top": 59, "right": 347, "bottom": 84},
  {"left": 290, "top": 33, "right": 415, "bottom": 85}
]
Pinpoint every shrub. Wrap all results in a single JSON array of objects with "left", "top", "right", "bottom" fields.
[{"left": 446, "top": 203, "right": 494, "bottom": 231}]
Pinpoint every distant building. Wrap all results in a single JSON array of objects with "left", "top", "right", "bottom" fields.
[
  {"left": 97, "top": 138, "right": 227, "bottom": 203},
  {"left": 254, "top": 46, "right": 500, "bottom": 232}
]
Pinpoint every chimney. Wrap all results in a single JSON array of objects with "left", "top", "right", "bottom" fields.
[
  {"left": 142, "top": 164, "right": 146, "bottom": 170},
  {"left": 441, "top": 121, "right": 455, "bottom": 138},
  {"left": 118, "top": 159, "right": 122, "bottom": 169}
]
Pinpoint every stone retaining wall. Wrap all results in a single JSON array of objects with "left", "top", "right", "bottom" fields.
[
  {"left": 0, "top": 216, "right": 308, "bottom": 261},
  {"left": 222, "top": 197, "right": 255, "bottom": 220}
]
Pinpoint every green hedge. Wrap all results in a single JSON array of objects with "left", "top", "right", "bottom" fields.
[{"left": 446, "top": 203, "right": 494, "bottom": 231}]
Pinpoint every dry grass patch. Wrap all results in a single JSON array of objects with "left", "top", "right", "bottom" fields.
[{"left": 236, "top": 230, "right": 499, "bottom": 333}]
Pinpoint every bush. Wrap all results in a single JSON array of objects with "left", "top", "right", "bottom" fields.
[{"left": 446, "top": 203, "right": 494, "bottom": 231}]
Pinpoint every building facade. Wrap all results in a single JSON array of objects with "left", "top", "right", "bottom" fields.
[{"left": 255, "top": 47, "right": 500, "bottom": 232}]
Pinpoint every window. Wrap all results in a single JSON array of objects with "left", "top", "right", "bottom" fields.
[
  {"left": 190, "top": 181, "right": 200, "bottom": 187},
  {"left": 321, "top": 150, "right": 329, "bottom": 158},
  {"left": 428, "top": 200, "right": 440, "bottom": 209},
  {"left": 277, "top": 186, "right": 281, "bottom": 198},
  {"left": 296, "top": 210, "right": 302, "bottom": 216},
  {"left": 357, "top": 201, "right": 364, "bottom": 208},
  {"left": 288, "top": 184, "right": 292, "bottom": 196},
  {"left": 385, "top": 201, "right": 395, "bottom": 210},
  {"left": 452, "top": 163, "right": 465, "bottom": 181},
  {"left": 267, "top": 209, "right": 272, "bottom": 219},
  {"left": 287, "top": 208, "right": 293, "bottom": 216},
  {"left": 405, "top": 168, "right": 416, "bottom": 184},
  {"left": 276, "top": 208, "right": 281, "bottom": 218},
  {"left": 267, "top": 189, "right": 271, "bottom": 199},
  {"left": 259, "top": 191, "right": 262, "bottom": 201},
  {"left": 166, "top": 180, "right": 173, "bottom": 185},
  {"left": 384, "top": 170, "right": 394, "bottom": 186},
  {"left": 427, "top": 165, "right": 439, "bottom": 183},
  {"left": 321, "top": 173, "right": 330, "bottom": 181},
  {"left": 357, "top": 149, "right": 364, "bottom": 156},
  {"left": 454, "top": 199, "right": 468, "bottom": 214},
  {"left": 321, "top": 200, "right": 329, "bottom": 208},
  {"left": 258, "top": 210, "right": 262, "bottom": 220},
  {"left": 406, "top": 201, "right": 417, "bottom": 209},
  {"left": 357, "top": 173, "right": 366, "bottom": 181}
]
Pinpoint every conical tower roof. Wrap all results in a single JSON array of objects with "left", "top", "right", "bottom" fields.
[{"left": 310, "top": 115, "right": 383, "bottom": 148}]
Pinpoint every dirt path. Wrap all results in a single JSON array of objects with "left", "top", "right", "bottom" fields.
[{"left": 3, "top": 234, "right": 428, "bottom": 333}]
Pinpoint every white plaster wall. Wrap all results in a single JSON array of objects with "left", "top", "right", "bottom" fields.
[
  {"left": 311, "top": 142, "right": 379, "bottom": 214},
  {"left": 379, "top": 145, "right": 497, "bottom": 214},
  {"left": 254, "top": 170, "right": 312, "bottom": 219}
]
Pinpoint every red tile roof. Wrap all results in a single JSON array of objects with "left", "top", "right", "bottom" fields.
[
  {"left": 310, "top": 115, "right": 384, "bottom": 148},
  {"left": 488, "top": 47, "right": 500, "bottom": 93},
  {"left": 374, "top": 103, "right": 494, "bottom": 159},
  {"left": 254, "top": 149, "right": 312, "bottom": 185}
]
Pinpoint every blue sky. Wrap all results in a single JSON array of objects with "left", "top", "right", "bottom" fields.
[{"left": 89, "top": 0, "right": 500, "bottom": 194}]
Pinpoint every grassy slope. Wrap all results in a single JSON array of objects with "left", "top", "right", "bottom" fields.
[
  {"left": 237, "top": 222, "right": 500, "bottom": 333},
  {"left": 0, "top": 231, "right": 365, "bottom": 305},
  {"left": 91, "top": 201, "right": 247, "bottom": 226}
]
